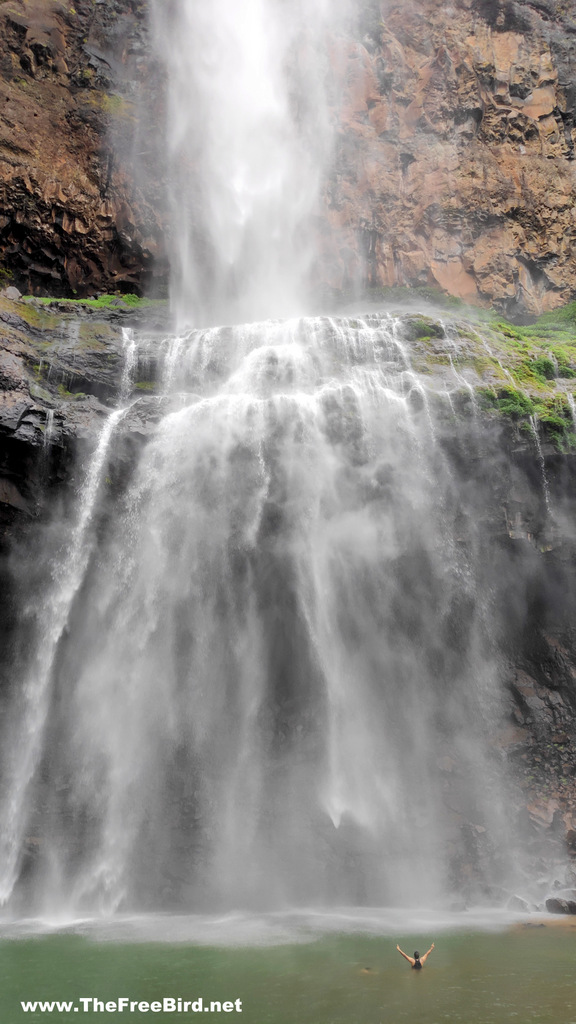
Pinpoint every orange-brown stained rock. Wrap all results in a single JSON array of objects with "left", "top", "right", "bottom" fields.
[{"left": 317, "top": 0, "right": 576, "bottom": 314}]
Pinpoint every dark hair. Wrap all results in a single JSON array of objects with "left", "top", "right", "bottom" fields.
[{"left": 414, "top": 952, "right": 420, "bottom": 959}]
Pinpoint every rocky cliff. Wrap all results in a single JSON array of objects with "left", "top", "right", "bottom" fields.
[
  {"left": 1, "top": 0, "right": 576, "bottom": 313},
  {"left": 0, "top": 0, "right": 167, "bottom": 298},
  {"left": 322, "top": 0, "right": 576, "bottom": 314}
]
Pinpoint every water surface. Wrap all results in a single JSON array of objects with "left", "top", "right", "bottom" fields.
[{"left": 2, "top": 914, "right": 575, "bottom": 1023}]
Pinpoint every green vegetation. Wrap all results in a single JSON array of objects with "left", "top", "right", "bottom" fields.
[
  {"left": 478, "top": 385, "right": 534, "bottom": 420},
  {"left": 57, "top": 383, "right": 86, "bottom": 401},
  {"left": 396, "top": 295, "right": 576, "bottom": 451},
  {"left": 363, "top": 292, "right": 576, "bottom": 449},
  {"left": 402, "top": 315, "right": 446, "bottom": 342},
  {"left": 11, "top": 285, "right": 576, "bottom": 451},
  {"left": 449, "top": 300, "right": 576, "bottom": 448},
  {"left": 477, "top": 303, "right": 576, "bottom": 449},
  {"left": 484, "top": 303, "right": 576, "bottom": 364},
  {"left": 531, "top": 355, "right": 556, "bottom": 381},
  {"left": 75, "top": 68, "right": 94, "bottom": 86},
  {"left": 477, "top": 384, "right": 576, "bottom": 451},
  {"left": 24, "top": 293, "right": 166, "bottom": 311},
  {"left": 99, "top": 93, "right": 128, "bottom": 116}
]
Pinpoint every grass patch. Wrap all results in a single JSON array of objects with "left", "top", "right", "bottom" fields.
[
  {"left": 479, "top": 385, "right": 535, "bottom": 419},
  {"left": 56, "top": 382, "right": 87, "bottom": 401},
  {"left": 466, "top": 301, "right": 576, "bottom": 395},
  {"left": 402, "top": 315, "right": 446, "bottom": 341},
  {"left": 479, "top": 383, "right": 576, "bottom": 450},
  {"left": 24, "top": 294, "right": 166, "bottom": 311},
  {"left": 531, "top": 355, "right": 556, "bottom": 381}
]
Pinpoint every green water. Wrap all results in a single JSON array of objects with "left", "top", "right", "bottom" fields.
[{"left": 1, "top": 926, "right": 575, "bottom": 1024}]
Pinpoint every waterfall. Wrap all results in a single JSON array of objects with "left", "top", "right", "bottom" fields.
[
  {"left": 120, "top": 328, "right": 137, "bottom": 404},
  {"left": 0, "top": 408, "right": 129, "bottom": 908},
  {"left": 0, "top": 315, "right": 528, "bottom": 914},
  {"left": 568, "top": 392, "right": 576, "bottom": 429},
  {"left": 528, "top": 414, "right": 552, "bottom": 516},
  {"left": 0, "top": 1, "right": 564, "bottom": 919},
  {"left": 149, "top": 0, "right": 343, "bottom": 328}
]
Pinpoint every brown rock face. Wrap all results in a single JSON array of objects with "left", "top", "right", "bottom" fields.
[
  {"left": 0, "top": 0, "right": 168, "bottom": 297},
  {"left": 320, "top": 0, "right": 576, "bottom": 314}
]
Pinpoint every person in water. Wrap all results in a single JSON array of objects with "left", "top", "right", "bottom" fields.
[{"left": 396, "top": 943, "right": 434, "bottom": 969}]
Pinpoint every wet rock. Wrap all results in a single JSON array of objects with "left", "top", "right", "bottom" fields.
[
  {"left": 0, "top": 477, "right": 31, "bottom": 514},
  {"left": 0, "top": 0, "right": 168, "bottom": 298},
  {"left": 546, "top": 896, "right": 576, "bottom": 914},
  {"left": 0, "top": 294, "right": 166, "bottom": 541}
]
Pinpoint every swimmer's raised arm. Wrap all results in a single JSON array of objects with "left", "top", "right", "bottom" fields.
[{"left": 396, "top": 945, "right": 415, "bottom": 964}]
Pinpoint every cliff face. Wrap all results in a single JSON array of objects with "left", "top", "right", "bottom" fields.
[
  {"left": 0, "top": 0, "right": 167, "bottom": 297},
  {"left": 1, "top": 0, "right": 576, "bottom": 312},
  {"left": 322, "top": 0, "right": 576, "bottom": 314}
]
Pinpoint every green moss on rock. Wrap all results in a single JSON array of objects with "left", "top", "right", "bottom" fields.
[
  {"left": 402, "top": 316, "right": 446, "bottom": 342},
  {"left": 479, "top": 386, "right": 535, "bottom": 419}
]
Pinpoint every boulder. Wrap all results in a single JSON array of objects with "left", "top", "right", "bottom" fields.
[
  {"left": 545, "top": 897, "right": 576, "bottom": 914},
  {"left": 1, "top": 287, "right": 22, "bottom": 301}
]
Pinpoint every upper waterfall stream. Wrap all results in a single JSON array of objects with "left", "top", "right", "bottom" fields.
[{"left": 149, "top": 0, "right": 342, "bottom": 328}]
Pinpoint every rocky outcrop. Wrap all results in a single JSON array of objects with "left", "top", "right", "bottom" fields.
[
  {"left": 321, "top": 0, "right": 576, "bottom": 314},
  {"left": 447, "top": 430, "right": 576, "bottom": 889},
  {"left": 546, "top": 893, "right": 576, "bottom": 913},
  {"left": 0, "top": 294, "right": 166, "bottom": 543},
  {"left": 0, "top": 0, "right": 167, "bottom": 297}
]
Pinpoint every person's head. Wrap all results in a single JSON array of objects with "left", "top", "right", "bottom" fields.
[{"left": 413, "top": 952, "right": 420, "bottom": 960}]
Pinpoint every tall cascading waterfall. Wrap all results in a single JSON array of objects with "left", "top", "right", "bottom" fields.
[{"left": 0, "top": 0, "right": 551, "bottom": 917}]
